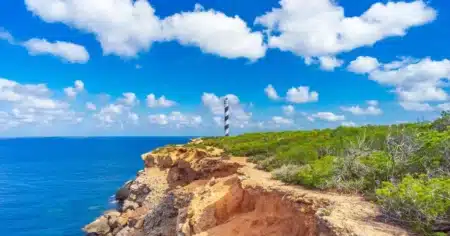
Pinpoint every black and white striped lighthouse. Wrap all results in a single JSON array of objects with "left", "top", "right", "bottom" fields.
[{"left": 224, "top": 97, "right": 230, "bottom": 136}]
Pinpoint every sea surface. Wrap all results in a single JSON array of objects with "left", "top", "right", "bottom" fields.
[{"left": 0, "top": 137, "right": 192, "bottom": 236}]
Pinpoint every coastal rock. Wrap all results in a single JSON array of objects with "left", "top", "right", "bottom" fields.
[
  {"left": 115, "top": 181, "right": 132, "bottom": 202},
  {"left": 83, "top": 216, "right": 111, "bottom": 235}
]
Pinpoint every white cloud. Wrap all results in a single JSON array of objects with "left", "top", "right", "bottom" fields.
[
  {"left": 161, "top": 5, "right": 266, "bottom": 60},
  {"left": 395, "top": 86, "right": 448, "bottom": 102},
  {"left": 349, "top": 57, "right": 450, "bottom": 110},
  {"left": 0, "top": 78, "right": 80, "bottom": 129},
  {"left": 367, "top": 100, "right": 379, "bottom": 106},
  {"left": 318, "top": 56, "right": 343, "bottom": 71},
  {"left": 255, "top": 0, "right": 436, "bottom": 58},
  {"left": 265, "top": 84, "right": 280, "bottom": 100},
  {"left": 0, "top": 29, "right": 14, "bottom": 44},
  {"left": 146, "top": 93, "right": 176, "bottom": 108},
  {"left": 286, "top": 86, "right": 319, "bottom": 103},
  {"left": 341, "top": 101, "right": 382, "bottom": 116},
  {"left": 23, "top": 38, "right": 89, "bottom": 63},
  {"left": 149, "top": 111, "right": 202, "bottom": 128},
  {"left": 399, "top": 102, "right": 434, "bottom": 111},
  {"left": 86, "top": 102, "right": 97, "bottom": 111},
  {"left": 25, "top": 0, "right": 265, "bottom": 60},
  {"left": 64, "top": 80, "right": 85, "bottom": 98},
  {"left": 128, "top": 112, "right": 139, "bottom": 124},
  {"left": 342, "top": 121, "right": 357, "bottom": 127},
  {"left": 149, "top": 114, "right": 168, "bottom": 125},
  {"left": 311, "top": 112, "right": 345, "bottom": 122},
  {"left": 64, "top": 87, "right": 77, "bottom": 98},
  {"left": 119, "top": 92, "right": 138, "bottom": 106},
  {"left": 272, "top": 116, "right": 294, "bottom": 125},
  {"left": 25, "top": 0, "right": 162, "bottom": 57},
  {"left": 437, "top": 103, "right": 450, "bottom": 111},
  {"left": 348, "top": 56, "right": 380, "bottom": 74},
  {"left": 282, "top": 105, "right": 295, "bottom": 116},
  {"left": 304, "top": 56, "right": 343, "bottom": 71},
  {"left": 74, "top": 80, "right": 84, "bottom": 90},
  {"left": 94, "top": 104, "right": 127, "bottom": 126}
]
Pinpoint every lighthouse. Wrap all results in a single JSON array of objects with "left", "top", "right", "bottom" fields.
[{"left": 224, "top": 97, "right": 230, "bottom": 136}]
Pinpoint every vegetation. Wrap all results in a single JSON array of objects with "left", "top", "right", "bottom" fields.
[{"left": 201, "top": 112, "right": 450, "bottom": 235}]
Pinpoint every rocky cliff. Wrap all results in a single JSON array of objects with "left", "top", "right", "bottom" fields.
[{"left": 83, "top": 143, "right": 411, "bottom": 236}]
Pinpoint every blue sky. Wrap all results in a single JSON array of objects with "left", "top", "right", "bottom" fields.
[{"left": 0, "top": 0, "right": 449, "bottom": 137}]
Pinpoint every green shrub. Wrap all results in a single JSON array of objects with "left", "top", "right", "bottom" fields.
[
  {"left": 361, "top": 151, "right": 393, "bottom": 190},
  {"left": 276, "top": 145, "right": 318, "bottom": 165},
  {"left": 255, "top": 156, "right": 283, "bottom": 171},
  {"left": 376, "top": 175, "right": 450, "bottom": 234},
  {"left": 271, "top": 164, "right": 302, "bottom": 184},
  {"left": 296, "top": 156, "right": 336, "bottom": 189}
]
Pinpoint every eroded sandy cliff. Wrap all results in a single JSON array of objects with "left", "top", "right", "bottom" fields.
[{"left": 83, "top": 144, "right": 410, "bottom": 236}]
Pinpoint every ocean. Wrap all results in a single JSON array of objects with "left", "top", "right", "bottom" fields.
[{"left": 0, "top": 137, "right": 192, "bottom": 236}]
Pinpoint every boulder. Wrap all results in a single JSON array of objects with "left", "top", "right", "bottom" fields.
[{"left": 83, "top": 216, "right": 111, "bottom": 235}]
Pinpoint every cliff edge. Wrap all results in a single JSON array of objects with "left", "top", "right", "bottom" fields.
[{"left": 83, "top": 144, "right": 411, "bottom": 236}]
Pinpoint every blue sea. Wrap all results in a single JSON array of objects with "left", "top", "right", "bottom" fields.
[{"left": 0, "top": 137, "right": 192, "bottom": 236}]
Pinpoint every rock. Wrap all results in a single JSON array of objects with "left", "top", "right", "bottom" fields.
[
  {"left": 104, "top": 210, "right": 121, "bottom": 218},
  {"left": 112, "top": 226, "right": 123, "bottom": 235},
  {"left": 107, "top": 215, "right": 119, "bottom": 228},
  {"left": 83, "top": 216, "right": 111, "bottom": 235},
  {"left": 117, "top": 215, "right": 129, "bottom": 227},
  {"left": 115, "top": 226, "right": 133, "bottom": 236},
  {"left": 122, "top": 200, "right": 139, "bottom": 211},
  {"left": 115, "top": 184, "right": 131, "bottom": 202},
  {"left": 144, "top": 193, "right": 179, "bottom": 236},
  {"left": 134, "top": 218, "right": 144, "bottom": 229}
]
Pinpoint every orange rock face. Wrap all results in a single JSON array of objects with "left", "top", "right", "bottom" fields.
[{"left": 85, "top": 145, "right": 411, "bottom": 236}]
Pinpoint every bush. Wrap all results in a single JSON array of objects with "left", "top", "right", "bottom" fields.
[
  {"left": 361, "top": 151, "right": 393, "bottom": 191},
  {"left": 376, "top": 175, "right": 450, "bottom": 234},
  {"left": 296, "top": 156, "right": 336, "bottom": 189},
  {"left": 271, "top": 164, "right": 302, "bottom": 184}
]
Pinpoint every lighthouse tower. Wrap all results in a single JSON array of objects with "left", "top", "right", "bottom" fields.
[{"left": 224, "top": 97, "right": 230, "bottom": 136}]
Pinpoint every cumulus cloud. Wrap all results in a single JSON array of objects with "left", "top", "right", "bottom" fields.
[
  {"left": 341, "top": 100, "right": 382, "bottom": 116},
  {"left": 305, "top": 56, "right": 343, "bottom": 71},
  {"left": 161, "top": 4, "right": 266, "bottom": 60},
  {"left": 399, "top": 102, "right": 434, "bottom": 111},
  {"left": 0, "top": 29, "right": 14, "bottom": 44},
  {"left": 149, "top": 114, "right": 168, "bottom": 125},
  {"left": 64, "top": 80, "right": 85, "bottom": 98},
  {"left": 265, "top": 84, "right": 280, "bottom": 100},
  {"left": 25, "top": 0, "right": 265, "bottom": 60},
  {"left": 272, "top": 116, "right": 294, "bottom": 125},
  {"left": 349, "top": 56, "right": 450, "bottom": 110},
  {"left": 119, "top": 92, "right": 139, "bottom": 106},
  {"left": 0, "top": 29, "right": 89, "bottom": 63},
  {"left": 146, "top": 94, "right": 176, "bottom": 108},
  {"left": 149, "top": 111, "right": 202, "bottom": 128},
  {"left": 347, "top": 56, "right": 380, "bottom": 74},
  {"left": 286, "top": 86, "right": 319, "bottom": 103},
  {"left": 0, "top": 78, "right": 80, "bottom": 129},
  {"left": 86, "top": 102, "right": 97, "bottom": 111},
  {"left": 341, "top": 121, "right": 357, "bottom": 127},
  {"left": 437, "top": 103, "right": 450, "bottom": 111},
  {"left": 128, "top": 112, "right": 139, "bottom": 124},
  {"left": 311, "top": 112, "right": 345, "bottom": 122},
  {"left": 23, "top": 39, "right": 89, "bottom": 63},
  {"left": 255, "top": 0, "right": 436, "bottom": 58},
  {"left": 282, "top": 105, "right": 295, "bottom": 116}
]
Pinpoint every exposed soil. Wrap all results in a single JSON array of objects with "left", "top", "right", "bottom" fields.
[{"left": 84, "top": 146, "right": 412, "bottom": 236}]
